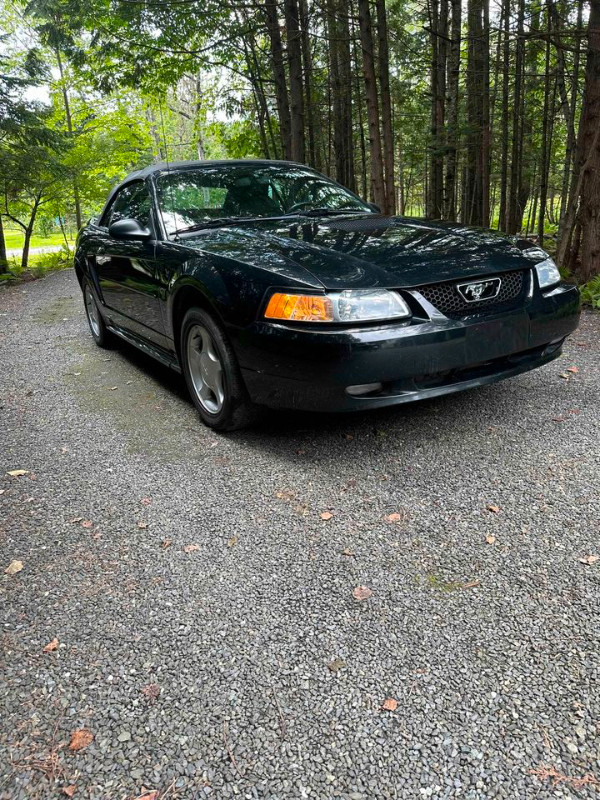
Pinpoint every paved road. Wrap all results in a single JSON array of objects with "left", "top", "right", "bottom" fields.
[{"left": 1, "top": 269, "right": 599, "bottom": 800}]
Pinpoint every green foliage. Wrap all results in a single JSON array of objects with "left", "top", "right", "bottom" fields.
[
  {"left": 0, "top": 245, "right": 71, "bottom": 284},
  {"left": 580, "top": 276, "right": 600, "bottom": 310}
]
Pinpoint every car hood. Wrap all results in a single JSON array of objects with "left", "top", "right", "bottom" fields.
[{"left": 183, "top": 214, "right": 535, "bottom": 290}]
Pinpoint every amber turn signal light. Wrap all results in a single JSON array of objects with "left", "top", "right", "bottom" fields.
[{"left": 264, "top": 292, "right": 334, "bottom": 322}]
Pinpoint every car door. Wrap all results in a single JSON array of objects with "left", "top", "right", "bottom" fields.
[{"left": 95, "top": 181, "right": 167, "bottom": 347}]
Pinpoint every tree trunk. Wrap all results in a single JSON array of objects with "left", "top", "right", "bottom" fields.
[
  {"left": 298, "top": 0, "right": 316, "bottom": 167},
  {"left": 328, "top": 0, "right": 355, "bottom": 188},
  {"left": 507, "top": 0, "right": 525, "bottom": 233},
  {"left": 338, "top": 5, "right": 355, "bottom": 190},
  {"left": 376, "top": 0, "right": 395, "bottom": 214},
  {"left": 357, "top": 0, "right": 386, "bottom": 209},
  {"left": 427, "top": 0, "right": 446, "bottom": 219},
  {"left": 498, "top": 0, "right": 510, "bottom": 230},
  {"left": 21, "top": 198, "right": 41, "bottom": 272},
  {"left": 537, "top": 9, "right": 552, "bottom": 248},
  {"left": 264, "top": 1, "right": 292, "bottom": 160},
  {"left": 284, "top": 0, "right": 305, "bottom": 163},
  {"left": 55, "top": 49, "right": 82, "bottom": 231},
  {"left": 557, "top": 0, "right": 584, "bottom": 239},
  {"left": 444, "top": 0, "right": 461, "bottom": 221},
  {"left": 464, "top": 0, "right": 489, "bottom": 226},
  {"left": 0, "top": 214, "right": 7, "bottom": 273},
  {"left": 575, "top": 0, "right": 600, "bottom": 282}
]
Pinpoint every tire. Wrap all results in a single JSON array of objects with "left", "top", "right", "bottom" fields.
[
  {"left": 83, "top": 278, "right": 112, "bottom": 348},
  {"left": 180, "top": 307, "right": 258, "bottom": 431}
]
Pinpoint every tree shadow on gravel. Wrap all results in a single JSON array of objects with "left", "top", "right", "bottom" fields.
[{"left": 109, "top": 333, "right": 514, "bottom": 445}]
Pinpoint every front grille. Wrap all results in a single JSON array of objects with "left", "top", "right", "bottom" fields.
[{"left": 415, "top": 270, "right": 527, "bottom": 318}]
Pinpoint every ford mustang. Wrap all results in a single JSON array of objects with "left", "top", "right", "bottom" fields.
[{"left": 74, "top": 160, "right": 580, "bottom": 430}]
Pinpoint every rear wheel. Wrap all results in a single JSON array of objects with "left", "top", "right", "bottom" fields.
[
  {"left": 83, "top": 279, "right": 111, "bottom": 348},
  {"left": 181, "top": 307, "right": 258, "bottom": 431}
]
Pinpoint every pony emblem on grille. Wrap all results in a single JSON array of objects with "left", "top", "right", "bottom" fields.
[{"left": 457, "top": 277, "right": 502, "bottom": 303}]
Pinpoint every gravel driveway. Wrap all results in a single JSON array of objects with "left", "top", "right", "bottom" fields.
[{"left": 1, "top": 269, "right": 599, "bottom": 800}]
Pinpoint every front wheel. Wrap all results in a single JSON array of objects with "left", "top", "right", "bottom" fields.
[
  {"left": 83, "top": 279, "right": 111, "bottom": 348},
  {"left": 180, "top": 307, "right": 258, "bottom": 431}
]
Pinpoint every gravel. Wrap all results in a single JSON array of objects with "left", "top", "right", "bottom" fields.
[{"left": 1, "top": 269, "right": 599, "bottom": 799}]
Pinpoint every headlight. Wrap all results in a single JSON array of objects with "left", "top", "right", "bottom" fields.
[
  {"left": 535, "top": 257, "right": 561, "bottom": 289},
  {"left": 522, "top": 247, "right": 561, "bottom": 289},
  {"left": 264, "top": 289, "right": 411, "bottom": 323}
]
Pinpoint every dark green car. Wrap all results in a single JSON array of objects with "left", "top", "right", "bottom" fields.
[{"left": 74, "top": 160, "right": 580, "bottom": 430}]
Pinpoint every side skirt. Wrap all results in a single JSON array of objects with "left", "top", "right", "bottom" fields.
[{"left": 106, "top": 322, "right": 182, "bottom": 373}]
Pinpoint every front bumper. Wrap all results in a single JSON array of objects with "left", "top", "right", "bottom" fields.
[{"left": 233, "top": 283, "right": 581, "bottom": 412}]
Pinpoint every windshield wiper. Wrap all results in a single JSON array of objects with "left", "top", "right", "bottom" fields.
[
  {"left": 282, "top": 207, "right": 372, "bottom": 218},
  {"left": 173, "top": 217, "right": 263, "bottom": 235}
]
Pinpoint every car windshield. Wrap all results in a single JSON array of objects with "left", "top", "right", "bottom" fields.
[{"left": 155, "top": 164, "right": 372, "bottom": 235}]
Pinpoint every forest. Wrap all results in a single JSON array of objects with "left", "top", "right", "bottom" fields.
[{"left": 0, "top": 0, "right": 599, "bottom": 303}]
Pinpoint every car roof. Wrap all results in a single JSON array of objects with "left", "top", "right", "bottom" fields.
[{"left": 121, "top": 159, "right": 311, "bottom": 184}]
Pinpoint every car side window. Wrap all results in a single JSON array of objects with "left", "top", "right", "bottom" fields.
[{"left": 102, "top": 183, "right": 153, "bottom": 230}]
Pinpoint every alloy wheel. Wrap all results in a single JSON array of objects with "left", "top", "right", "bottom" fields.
[
  {"left": 186, "top": 324, "right": 225, "bottom": 414},
  {"left": 84, "top": 284, "right": 101, "bottom": 338}
]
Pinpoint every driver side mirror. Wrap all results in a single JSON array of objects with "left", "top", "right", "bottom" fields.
[
  {"left": 109, "top": 218, "right": 152, "bottom": 240},
  {"left": 367, "top": 202, "right": 381, "bottom": 213}
]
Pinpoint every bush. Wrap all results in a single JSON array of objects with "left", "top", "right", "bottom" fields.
[
  {"left": 0, "top": 246, "right": 72, "bottom": 285},
  {"left": 580, "top": 275, "right": 600, "bottom": 309}
]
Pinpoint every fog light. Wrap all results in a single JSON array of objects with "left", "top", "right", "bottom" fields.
[{"left": 346, "top": 382, "right": 383, "bottom": 396}]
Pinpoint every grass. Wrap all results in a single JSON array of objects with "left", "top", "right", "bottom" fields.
[{"left": 4, "top": 230, "right": 75, "bottom": 251}]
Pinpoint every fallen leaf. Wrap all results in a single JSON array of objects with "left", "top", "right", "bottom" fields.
[
  {"left": 569, "top": 408, "right": 580, "bottom": 414},
  {"left": 227, "top": 535, "right": 238, "bottom": 548},
  {"left": 141, "top": 683, "right": 160, "bottom": 704},
  {"left": 560, "top": 373, "right": 570, "bottom": 379},
  {"left": 382, "top": 697, "right": 398, "bottom": 712},
  {"left": 137, "top": 521, "right": 148, "bottom": 529},
  {"left": 0, "top": 489, "right": 5, "bottom": 495},
  {"left": 6, "top": 469, "right": 29, "bottom": 477},
  {"left": 552, "top": 416, "right": 566, "bottom": 423},
  {"left": 68, "top": 516, "right": 83, "bottom": 523},
  {"left": 92, "top": 532, "right": 102, "bottom": 541},
  {"left": 4, "top": 560, "right": 23, "bottom": 575},
  {"left": 275, "top": 489, "right": 294, "bottom": 501},
  {"left": 68, "top": 729, "right": 93, "bottom": 751},
  {"left": 183, "top": 544, "right": 200, "bottom": 553},
  {"left": 43, "top": 638, "right": 59, "bottom": 653},
  {"left": 62, "top": 786, "right": 76, "bottom": 798},
  {"left": 485, "top": 535, "right": 495, "bottom": 545},
  {"left": 384, "top": 512, "right": 405, "bottom": 523},
  {"left": 327, "top": 657, "right": 346, "bottom": 673},
  {"left": 161, "top": 539, "right": 172, "bottom": 549},
  {"left": 487, "top": 505, "right": 500, "bottom": 513},
  {"left": 108, "top": 386, "right": 118, "bottom": 391},
  {"left": 461, "top": 579, "right": 481, "bottom": 589},
  {"left": 566, "top": 366, "right": 579, "bottom": 374},
  {"left": 344, "top": 433, "right": 354, "bottom": 440},
  {"left": 81, "top": 520, "right": 93, "bottom": 528},
  {"left": 341, "top": 548, "right": 355, "bottom": 557},
  {"left": 578, "top": 554, "right": 599, "bottom": 565},
  {"left": 320, "top": 511, "right": 334, "bottom": 520},
  {"left": 352, "top": 585, "right": 373, "bottom": 601},
  {"left": 141, "top": 497, "right": 152, "bottom": 506},
  {"left": 134, "top": 792, "right": 159, "bottom": 800}
]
